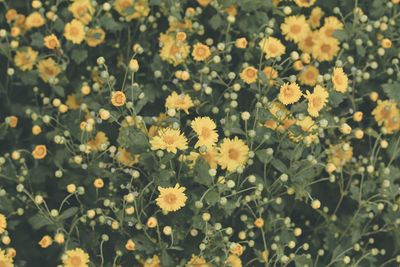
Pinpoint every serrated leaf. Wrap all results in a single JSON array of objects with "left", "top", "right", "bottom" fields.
[
  {"left": 194, "top": 158, "right": 212, "bottom": 186},
  {"left": 256, "top": 149, "right": 272, "bottom": 164},
  {"left": 209, "top": 14, "right": 223, "bottom": 30},
  {"left": 59, "top": 207, "right": 79, "bottom": 220},
  {"left": 30, "top": 32, "right": 44, "bottom": 48},
  {"left": 28, "top": 213, "right": 53, "bottom": 230},
  {"left": 52, "top": 85, "right": 65, "bottom": 97},
  {"left": 270, "top": 158, "right": 287, "bottom": 173},
  {"left": 330, "top": 91, "right": 344, "bottom": 108},
  {"left": 382, "top": 82, "right": 400, "bottom": 102},
  {"left": 100, "top": 16, "right": 124, "bottom": 32},
  {"left": 71, "top": 49, "right": 88, "bottom": 64}
]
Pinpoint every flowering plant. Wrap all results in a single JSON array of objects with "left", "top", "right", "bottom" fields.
[{"left": 1, "top": 0, "right": 400, "bottom": 266}]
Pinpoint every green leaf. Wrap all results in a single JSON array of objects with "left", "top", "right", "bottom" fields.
[
  {"left": 382, "top": 82, "right": 400, "bottom": 102},
  {"left": 160, "top": 250, "right": 174, "bottom": 267},
  {"left": 209, "top": 14, "right": 223, "bottom": 30},
  {"left": 117, "top": 126, "right": 148, "bottom": 153},
  {"left": 30, "top": 32, "right": 44, "bottom": 48},
  {"left": 256, "top": 149, "right": 272, "bottom": 164},
  {"left": 71, "top": 49, "right": 88, "bottom": 64},
  {"left": 194, "top": 158, "right": 212, "bottom": 186},
  {"left": 52, "top": 85, "right": 65, "bottom": 97},
  {"left": 100, "top": 16, "right": 124, "bottom": 32},
  {"left": 59, "top": 207, "right": 79, "bottom": 220},
  {"left": 270, "top": 158, "right": 287, "bottom": 173},
  {"left": 0, "top": 122, "right": 8, "bottom": 140},
  {"left": 204, "top": 190, "right": 219, "bottom": 206},
  {"left": 330, "top": 91, "right": 344, "bottom": 108},
  {"left": 28, "top": 213, "right": 53, "bottom": 230},
  {"left": 19, "top": 71, "right": 38, "bottom": 85},
  {"left": 332, "top": 29, "right": 349, "bottom": 42}
]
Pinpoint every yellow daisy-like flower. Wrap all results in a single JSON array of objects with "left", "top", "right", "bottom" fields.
[
  {"left": 332, "top": 67, "right": 348, "bottom": 93},
  {"left": 191, "top": 117, "right": 219, "bottom": 148},
  {"left": 298, "top": 31, "right": 317, "bottom": 54},
  {"left": 37, "top": 58, "right": 61, "bottom": 83},
  {"left": 32, "top": 145, "right": 47, "bottom": 159},
  {"left": 88, "top": 131, "right": 108, "bottom": 151},
  {"left": 44, "top": 34, "right": 60, "bottom": 49},
  {"left": 218, "top": 136, "right": 249, "bottom": 172},
  {"left": 62, "top": 248, "right": 90, "bottom": 267},
  {"left": 142, "top": 255, "right": 161, "bottom": 267},
  {"left": 240, "top": 66, "right": 258, "bottom": 84},
  {"left": 294, "top": 0, "right": 316, "bottom": 7},
  {"left": 312, "top": 35, "right": 340, "bottom": 62},
  {"left": 328, "top": 143, "right": 353, "bottom": 167},
  {"left": 0, "top": 214, "right": 6, "bottom": 234},
  {"left": 116, "top": 147, "right": 139, "bottom": 166},
  {"left": 226, "top": 254, "right": 242, "bottom": 267},
  {"left": 186, "top": 254, "right": 211, "bottom": 266},
  {"left": 298, "top": 65, "right": 319, "bottom": 86},
  {"left": 68, "top": 0, "right": 94, "bottom": 25},
  {"left": 165, "top": 91, "right": 194, "bottom": 114},
  {"left": 0, "top": 249, "right": 13, "bottom": 267},
  {"left": 304, "top": 85, "right": 329, "bottom": 117},
  {"left": 320, "top": 16, "right": 343, "bottom": 38},
  {"left": 262, "top": 66, "right": 278, "bottom": 85},
  {"left": 150, "top": 128, "right": 188, "bottom": 154},
  {"left": 156, "top": 183, "right": 187, "bottom": 212},
  {"left": 14, "top": 47, "right": 38, "bottom": 71},
  {"left": 86, "top": 28, "right": 106, "bottom": 47},
  {"left": 372, "top": 100, "right": 398, "bottom": 126},
  {"left": 159, "top": 33, "right": 190, "bottom": 66},
  {"left": 280, "top": 15, "right": 311, "bottom": 43},
  {"left": 66, "top": 94, "right": 82, "bottom": 109},
  {"left": 308, "top": 7, "right": 324, "bottom": 29},
  {"left": 64, "top": 19, "right": 85, "bottom": 44},
  {"left": 278, "top": 82, "right": 302, "bottom": 105},
  {"left": 114, "top": 0, "right": 150, "bottom": 21},
  {"left": 111, "top": 91, "right": 126, "bottom": 106},
  {"left": 25, "top": 12, "right": 45, "bottom": 29},
  {"left": 192, "top": 42, "right": 211, "bottom": 61},
  {"left": 259, "top": 37, "right": 286, "bottom": 59}
]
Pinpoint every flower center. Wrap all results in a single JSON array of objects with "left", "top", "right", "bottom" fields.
[
  {"left": 196, "top": 47, "right": 206, "bottom": 57},
  {"left": 305, "top": 36, "right": 314, "bottom": 47},
  {"left": 228, "top": 148, "right": 239, "bottom": 160},
  {"left": 245, "top": 69, "right": 256, "bottom": 78},
  {"left": 306, "top": 70, "right": 316, "bottom": 80},
  {"left": 290, "top": 24, "right": 301, "bottom": 34},
  {"left": 334, "top": 74, "right": 343, "bottom": 85},
  {"left": 0, "top": 260, "right": 6, "bottom": 267},
  {"left": 201, "top": 126, "right": 211, "bottom": 139},
  {"left": 70, "top": 256, "right": 82, "bottom": 267},
  {"left": 268, "top": 44, "right": 278, "bottom": 53},
  {"left": 325, "top": 28, "right": 335, "bottom": 37},
  {"left": 163, "top": 135, "right": 176, "bottom": 145},
  {"left": 164, "top": 193, "right": 177, "bottom": 204},
  {"left": 77, "top": 6, "right": 87, "bottom": 16},
  {"left": 311, "top": 96, "right": 323, "bottom": 108},
  {"left": 70, "top": 26, "right": 79, "bottom": 36},
  {"left": 321, "top": 44, "right": 331, "bottom": 53}
]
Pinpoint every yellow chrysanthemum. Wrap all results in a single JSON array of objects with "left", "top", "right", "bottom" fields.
[
  {"left": 259, "top": 37, "right": 286, "bottom": 59},
  {"left": 116, "top": 147, "right": 139, "bottom": 166},
  {"left": 156, "top": 184, "right": 187, "bottom": 212},
  {"left": 159, "top": 33, "right": 190, "bottom": 66},
  {"left": 62, "top": 248, "right": 90, "bottom": 267},
  {"left": 262, "top": 66, "right": 278, "bottom": 85},
  {"left": 294, "top": 0, "right": 316, "bottom": 7},
  {"left": 312, "top": 35, "right": 340, "bottom": 62},
  {"left": 298, "top": 31, "right": 318, "bottom": 54},
  {"left": 37, "top": 58, "right": 61, "bottom": 83},
  {"left": 150, "top": 128, "right": 188, "bottom": 154},
  {"left": 304, "top": 85, "right": 329, "bottom": 117},
  {"left": 25, "top": 12, "right": 45, "bottom": 29},
  {"left": 0, "top": 249, "right": 13, "bottom": 267},
  {"left": 332, "top": 67, "right": 348, "bottom": 93},
  {"left": 226, "top": 254, "right": 242, "bottom": 267},
  {"left": 320, "top": 16, "right": 343, "bottom": 38},
  {"left": 114, "top": 0, "right": 150, "bottom": 20},
  {"left": 278, "top": 82, "right": 302, "bottom": 105},
  {"left": 186, "top": 254, "right": 211, "bottom": 267},
  {"left": 14, "top": 47, "right": 38, "bottom": 71},
  {"left": 165, "top": 91, "right": 194, "bottom": 114},
  {"left": 88, "top": 131, "right": 108, "bottom": 151},
  {"left": 142, "top": 255, "right": 161, "bottom": 267},
  {"left": 371, "top": 100, "right": 400, "bottom": 132},
  {"left": 64, "top": 19, "right": 85, "bottom": 44},
  {"left": 308, "top": 7, "right": 324, "bottom": 29},
  {"left": 44, "top": 34, "right": 60, "bottom": 49},
  {"left": 191, "top": 117, "right": 219, "bottom": 148},
  {"left": 86, "top": 28, "right": 106, "bottom": 47},
  {"left": 68, "top": 0, "right": 94, "bottom": 25},
  {"left": 240, "top": 66, "right": 258, "bottom": 84},
  {"left": 218, "top": 136, "right": 249, "bottom": 172},
  {"left": 280, "top": 15, "right": 311, "bottom": 43},
  {"left": 66, "top": 94, "right": 82, "bottom": 109},
  {"left": 298, "top": 65, "right": 319, "bottom": 86},
  {"left": 328, "top": 143, "right": 353, "bottom": 167},
  {"left": 290, "top": 116, "right": 318, "bottom": 144},
  {"left": 0, "top": 214, "right": 6, "bottom": 234},
  {"left": 192, "top": 42, "right": 211, "bottom": 61}
]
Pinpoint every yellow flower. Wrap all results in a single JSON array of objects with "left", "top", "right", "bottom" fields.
[
  {"left": 147, "top": 217, "right": 158, "bottom": 228},
  {"left": 290, "top": 116, "right": 318, "bottom": 144},
  {"left": 125, "top": 240, "right": 136, "bottom": 251},
  {"left": 114, "top": 0, "right": 150, "bottom": 21},
  {"left": 0, "top": 249, "right": 13, "bottom": 267},
  {"left": 197, "top": 0, "right": 211, "bottom": 7},
  {"left": 278, "top": 82, "right": 302, "bottom": 105},
  {"left": 192, "top": 42, "right": 211, "bottom": 61},
  {"left": 259, "top": 37, "right": 286, "bottom": 59},
  {"left": 150, "top": 128, "right": 188, "bottom": 154},
  {"left": 308, "top": 7, "right": 324, "bottom": 29},
  {"left": 62, "top": 248, "right": 90, "bottom": 267},
  {"left": 32, "top": 145, "right": 47, "bottom": 159},
  {"left": 44, "top": 34, "right": 60, "bottom": 49},
  {"left": 37, "top": 58, "right": 61, "bottom": 83},
  {"left": 262, "top": 66, "right": 278, "bottom": 85},
  {"left": 159, "top": 33, "right": 190, "bottom": 66},
  {"left": 372, "top": 100, "right": 400, "bottom": 134},
  {"left": 312, "top": 35, "right": 340, "bottom": 62},
  {"left": 88, "top": 131, "right": 108, "bottom": 151},
  {"left": 68, "top": 0, "right": 94, "bottom": 25},
  {"left": 294, "top": 0, "right": 316, "bottom": 7},
  {"left": 332, "top": 67, "right": 348, "bottom": 93},
  {"left": 165, "top": 91, "right": 194, "bottom": 114},
  {"left": 8, "top": 116, "right": 18, "bottom": 128},
  {"left": 191, "top": 117, "right": 219, "bottom": 148},
  {"left": 116, "top": 147, "right": 139, "bottom": 166},
  {"left": 111, "top": 91, "right": 126, "bottom": 106},
  {"left": 25, "top": 12, "right": 45, "bottom": 29},
  {"left": 298, "top": 31, "right": 317, "bottom": 54},
  {"left": 142, "top": 255, "right": 161, "bottom": 267},
  {"left": 304, "top": 85, "right": 329, "bottom": 117},
  {"left": 328, "top": 143, "right": 353, "bottom": 167},
  {"left": 382, "top": 38, "right": 392, "bottom": 48},
  {"left": 226, "top": 254, "right": 242, "bottom": 267},
  {"left": 254, "top": 218, "right": 264, "bottom": 228},
  {"left": 188, "top": 147, "right": 219, "bottom": 169},
  {"left": 218, "top": 136, "right": 249, "bottom": 172},
  {"left": 230, "top": 243, "right": 243, "bottom": 256},
  {"left": 66, "top": 94, "right": 82, "bottom": 109},
  {"left": 14, "top": 47, "right": 38, "bottom": 71},
  {"left": 38, "top": 235, "right": 52, "bottom": 248},
  {"left": 0, "top": 214, "right": 6, "bottom": 234},
  {"left": 186, "top": 254, "right": 211, "bottom": 267},
  {"left": 240, "top": 66, "right": 258, "bottom": 84},
  {"left": 156, "top": 184, "right": 187, "bottom": 212},
  {"left": 320, "top": 16, "right": 343, "bottom": 38},
  {"left": 86, "top": 28, "right": 106, "bottom": 47},
  {"left": 280, "top": 15, "right": 311, "bottom": 43},
  {"left": 235, "top": 37, "right": 247, "bottom": 49},
  {"left": 298, "top": 65, "right": 319, "bottom": 86},
  {"left": 64, "top": 19, "right": 85, "bottom": 44}
]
